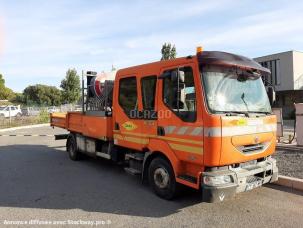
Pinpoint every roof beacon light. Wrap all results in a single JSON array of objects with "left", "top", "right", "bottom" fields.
[{"left": 196, "top": 46, "right": 203, "bottom": 54}]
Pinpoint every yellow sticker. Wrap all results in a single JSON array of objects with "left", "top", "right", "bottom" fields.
[
  {"left": 237, "top": 119, "right": 247, "bottom": 126},
  {"left": 122, "top": 121, "right": 138, "bottom": 131}
]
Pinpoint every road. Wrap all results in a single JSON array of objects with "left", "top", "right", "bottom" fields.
[{"left": 0, "top": 126, "right": 302, "bottom": 228}]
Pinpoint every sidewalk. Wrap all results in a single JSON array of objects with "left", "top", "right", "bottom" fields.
[
  {"left": 276, "top": 120, "right": 302, "bottom": 151},
  {"left": 276, "top": 143, "right": 302, "bottom": 151}
]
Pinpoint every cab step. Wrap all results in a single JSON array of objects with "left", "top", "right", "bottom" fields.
[
  {"left": 124, "top": 167, "right": 142, "bottom": 176},
  {"left": 125, "top": 153, "right": 144, "bottom": 161},
  {"left": 96, "top": 152, "right": 111, "bottom": 160}
]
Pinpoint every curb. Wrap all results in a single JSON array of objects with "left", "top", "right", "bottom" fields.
[
  {"left": 273, "top": 175, "right": 303, "bottom": 191},
  {"left": 276, "top": 145, "right": 303, "bottom": 152},
  {"left": 0, "top": 123, "right": 50, "bottom": 132}
]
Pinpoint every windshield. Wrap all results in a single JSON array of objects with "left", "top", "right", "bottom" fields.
[
  {"left": 201, "top": 65, "right": 272, "bottom": 114},
  {"left": 0, "top": 107, "right": 6, "bottom": 111}
]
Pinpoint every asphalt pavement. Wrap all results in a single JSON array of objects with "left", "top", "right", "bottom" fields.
[{"left": 0, "top": 126, "right": 302, "bottom": 228}]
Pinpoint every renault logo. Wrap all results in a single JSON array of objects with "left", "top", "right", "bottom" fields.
[{"left": 254, "top": 136, "right": 260, "bottom": 144}]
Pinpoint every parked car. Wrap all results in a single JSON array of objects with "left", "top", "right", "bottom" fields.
[
  {"left": 0, "top": 105, "right": 22, "bottom": 118},
  {"left": 47, "top": 106, "right": 59, "bottom": 113},
  {"left": 21, "top": 107, "right": 40, "bottom": 116}
]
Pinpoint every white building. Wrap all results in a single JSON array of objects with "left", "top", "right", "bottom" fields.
[{"left": 254, "top": 50, "right": 303, "bottom": 118}]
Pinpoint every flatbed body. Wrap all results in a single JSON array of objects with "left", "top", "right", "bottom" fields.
[{"left": 51, "top": 112, "right": 113, "bottom": 140}]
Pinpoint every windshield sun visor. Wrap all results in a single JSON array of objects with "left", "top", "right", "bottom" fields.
[{"left": 198, "top": 51, "right": 270, "bottom": 75}]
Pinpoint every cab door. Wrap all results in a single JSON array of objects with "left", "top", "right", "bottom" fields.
[
  {"left": 157, "top": 63, "right": 204, "bottom": 165},
  {"left": 139, "top": 75, "right": 158, "bottom": 141},
  {"left": 114, "top": 74, "right": 144, "bottom": 151}
]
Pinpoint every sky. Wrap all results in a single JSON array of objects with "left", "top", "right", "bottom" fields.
[{"left": 0, "top": 0, "right": 303, "bottom": 92}]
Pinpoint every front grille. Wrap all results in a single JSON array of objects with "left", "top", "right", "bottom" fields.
[
  {"left": 238, "top": 143, "right": 265, "bottom": 154},
  {"left": 246, "top": 175, "right": 259, "bottom": 183}
]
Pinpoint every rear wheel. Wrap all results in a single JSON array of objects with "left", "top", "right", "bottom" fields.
[
  {"left": 148, "top": 157, "right": 177, "bottom": 200},
  {"left": 67, "top": 134, "right": 81, "bottom": 161}
]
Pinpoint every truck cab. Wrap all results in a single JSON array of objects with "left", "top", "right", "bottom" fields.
[
  {"left": 51, "top": 48, "right": 278, "bottom": 202},
  {"left": 112, "top": 50, "right": 278, "bottom": 202}
]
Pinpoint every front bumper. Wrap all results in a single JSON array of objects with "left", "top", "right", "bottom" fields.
[{"left": 202, "top": 157, "right": 278, "bottom": 203}]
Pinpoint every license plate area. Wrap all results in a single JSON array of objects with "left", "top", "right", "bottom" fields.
[{"left": 245, "top": 177, "right": 263, "bottom": 191}]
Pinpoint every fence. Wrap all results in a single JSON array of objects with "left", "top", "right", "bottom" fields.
[{"left": 0, "top": 104, "right": 81, "bottom": 129}]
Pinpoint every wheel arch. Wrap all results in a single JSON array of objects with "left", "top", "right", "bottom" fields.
[{"left": 142, "top": 151, "right": 172, "bottom": 183}]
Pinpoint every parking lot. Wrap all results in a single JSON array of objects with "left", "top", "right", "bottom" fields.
[{"left": 0, "top": 126, "right": 303, "bottom": 227}]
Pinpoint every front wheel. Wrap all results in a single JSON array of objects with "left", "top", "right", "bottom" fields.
[
  {"left": 66, "top": 134, "right": 81, "bottom": 161},
  {"left": 148, "top": 157, "right": 177, "bottom": 200}
]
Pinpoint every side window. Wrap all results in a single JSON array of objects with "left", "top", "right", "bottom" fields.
[
  {"left": 141, "top": 76, "right": 157, "bottom": 110},
  {"left": 163, "top": 66, "right": 196, "bottom": 122},
  {"left": 119, "top": 77, "right": 138, "bottom": 116}
]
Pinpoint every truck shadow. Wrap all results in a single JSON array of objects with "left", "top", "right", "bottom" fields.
[
  {"left": 265, "top": 184, "right": 303, "bottom": 197},
  {"left": 0, "top": 144, "right": 202, "bottom": 218}
]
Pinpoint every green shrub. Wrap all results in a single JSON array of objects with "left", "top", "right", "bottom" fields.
[{"left": 38, "top": 109, "right": 50, "bottom": 123}]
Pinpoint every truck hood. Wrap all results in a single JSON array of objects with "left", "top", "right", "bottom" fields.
[
  {"left": 219, "top": 115, "right": 277, "bottom": 165},
  {"left": 203, "top": 115, "right": 277, "bottom": 166}
]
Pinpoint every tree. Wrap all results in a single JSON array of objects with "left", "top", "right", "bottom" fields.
[
  {"left": 161, "top": 43, "right": 177, "bottom": 60},
  {"left": 23, "top": 84, "right": 62, "bottom": 106},
  {"left": 0, "top": 87, "right": 15, "bottom": 100},
  {"left": 0, "top": 74, "right": 5, "bottom": 86},
  {"left": 0, "top": 74, "right": 15, "bottom": 100},
  {"left": 10, "top": 93, "right": 25, "bottom": 104},
  {"left": 60, "top": 69, "right": 81, "bottom": 104}
]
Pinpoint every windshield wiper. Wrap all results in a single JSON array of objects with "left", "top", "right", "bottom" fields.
[
  {"left": 220, "top": 111, "right": 250, "bottom": 117},
  {"left": 249, "top": 111, "right": 272, "bottom": 115},
  {"left": 241, "top": 93, "right": 250, "bottom": 113}
]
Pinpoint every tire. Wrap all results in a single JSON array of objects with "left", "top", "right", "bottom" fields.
[
  {"left": 148, "top": 157, "right": 177, "bottom": 200},
  {"left": 66, "top": 134, "right": 81, "bottom": 161},
  {"left": 16, "top": 113, "right": 22, "bottom": 118}
]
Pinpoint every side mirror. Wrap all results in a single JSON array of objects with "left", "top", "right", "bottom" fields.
[
  {"left": 267, "top": 86, "right": 276, "bottom": 106},
  {"left": 158, "top": 71, "right": 171, "bottom": 79},
  {"left": 171, "top": 70, "right": 179, "bottom": 83}
]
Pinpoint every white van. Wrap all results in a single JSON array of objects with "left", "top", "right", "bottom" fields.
[{"left": 0, "top": 105, "right": 22, "bottom": 118}]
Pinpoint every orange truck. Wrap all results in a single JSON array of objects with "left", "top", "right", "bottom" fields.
[{"left": 51, "top": 48, "right": 278, "bottom": 202}]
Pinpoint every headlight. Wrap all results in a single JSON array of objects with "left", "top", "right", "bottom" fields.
[{"left": 203, "top": 175, "right": 233, "bottom": 186}]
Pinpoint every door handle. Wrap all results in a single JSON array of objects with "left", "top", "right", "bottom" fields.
[
  {"left": 157, "top": 126, "right": 165, "bottom": 136},
  {"left": 114, "top": 122, "right": 120, "bottom": 130}
]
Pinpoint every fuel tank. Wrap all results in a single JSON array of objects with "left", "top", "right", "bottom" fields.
[{"left": 89, "top": 71, "right": 117, "bottom": 98}]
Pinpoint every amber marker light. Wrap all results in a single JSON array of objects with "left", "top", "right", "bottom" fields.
[{"left": 196, "top": 46, "right": 203, "bottom": 54}]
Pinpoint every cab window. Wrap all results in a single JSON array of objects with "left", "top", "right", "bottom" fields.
[
  {"left": 163, "top": 66, "right": 196, "bottom": 122},
  {"left": 119, "top": 77, "right": 138, "bottom": 116},
  {"left": 141, "top": 76, "right": 157, "bottom": 110}
]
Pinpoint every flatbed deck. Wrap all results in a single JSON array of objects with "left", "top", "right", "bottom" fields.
[{"left": 50, "top": 112, "right": 113, "bottom": 140}]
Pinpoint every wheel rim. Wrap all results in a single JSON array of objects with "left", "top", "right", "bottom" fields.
[{"left": 154, "top": 167, "right": 170, "bottom": 189}]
